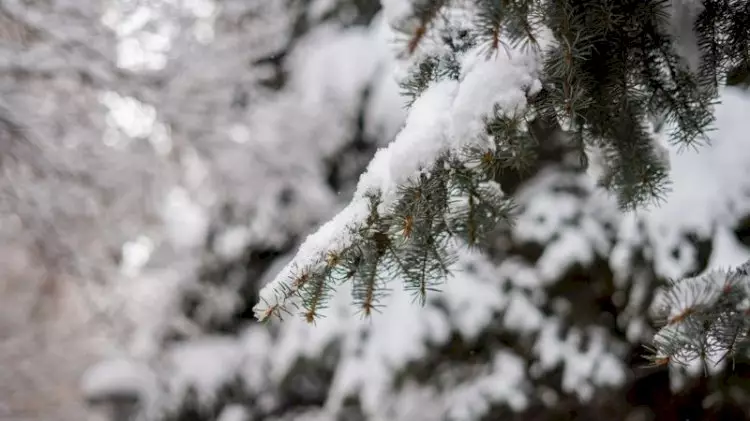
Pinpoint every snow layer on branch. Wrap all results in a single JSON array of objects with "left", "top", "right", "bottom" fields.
[
  {"left": 357, "top": 79, "right": 458, "bottom": 203},
  {"left": 254, "top": 38, "right": 542, "bottom": 319},
  {"left": 451, "top": 48, "right": 541, "bottom": 143}
]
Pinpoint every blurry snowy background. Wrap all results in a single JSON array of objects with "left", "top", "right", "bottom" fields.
[{"left": 2, "top": 1, "right": 750, "bottom": 421}]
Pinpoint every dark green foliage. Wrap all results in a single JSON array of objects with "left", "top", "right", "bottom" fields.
[
  {"left": 474, "top": 0, "right": 542, "bottom": 53},
  {"left": 483, "top": 105, "right": 539, "bottom": 173},
  {"left": 535, "top": 0, "right": 712, "bottom": 207},
  {"left": 397, "top": 0, "right": 749, "bottom": 210},
  {"left": 695, "top": 0, "right": 750, "bottom": 93},
  {"left": 399, "top": 54, "right": 460, "bottom": 106},
  {"left": 388, "top": 171, "right": 456, "bottom": 305}
]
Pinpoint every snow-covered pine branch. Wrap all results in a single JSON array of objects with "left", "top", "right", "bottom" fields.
[
  {"left": 253, "top": 24, "right": 544, "bottom": 321},
  {"left": 254, "top": 0, "right": 750, "bottom": 323},
  {"left": 651, "top": 259, "right": 750, "bottom": 369}
]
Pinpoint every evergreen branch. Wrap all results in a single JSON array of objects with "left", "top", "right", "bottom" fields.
[
  {"left": 301, "top": 272, "right": 333, "bottom": 323},
  {"left": 410, "top": 234, "right": 433, "bottom": 305},
  {"left": 643, "top": 20, "right": 716, "bottom": 149},
  {"left": 694, "top": 0, "right": 727, "bottom": 94},
  {"left": 446, "top": 153, "right": 517, "bottom": 247},
  {"left": 253, "top": 117, "right": 525, "bottom": 322},
  {"left": 400, "top": 54, "right": 462, "bottom": 107},
  {"left": 255, "top": 0, "right": 750, "bottom": 324},
  {"left": 487, "top": 108, "right": 540, "bottom": 172},
  {"left": 473, "top": 0, "right": 544, "bottom": 57},
  {"left": 352, "top": 255, "right": 387, "bottom": 317},
  {"left": 400, "top": 56, "right": 441, "bottom": 107},
  {"left": 384, "top": 234, "right": 413, "bottom": 279},
  {"left": 407, "top": 0, "right": 451, "bottom": 54},
  {"left": 650, "top": 261, "right": 750, "bottom": 368},
  {"left": 473, "top": 0, "right": 507, "bottom": 55}
]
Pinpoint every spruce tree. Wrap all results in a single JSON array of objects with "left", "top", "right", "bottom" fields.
[{"left": 253, "top": 0, "right": 750, "bottom": 329}]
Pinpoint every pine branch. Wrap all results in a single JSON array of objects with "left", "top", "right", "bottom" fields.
[
  {"left": 695, "top": 0, "right": 750, "bottom": 90},
  {"left": 399, "top": 53, "right": 461, "bottom": 107},
  {"left": 254, "top": 148, "right": 518, "bottom": 322},
  {"left": 255, "top": 0, "right": 750, "bottom": 323},
  {"left": 474, "top": 0, "right": 542, "bottom": 55},
  {"left": 650, "top": 260, "right": 750, "bottom": 368},
  {"left": 252, "top": 100, "right": 528, "bottom": 322},
  {"left": 405, "top": 0, "right": 451, "bottom": 55}
]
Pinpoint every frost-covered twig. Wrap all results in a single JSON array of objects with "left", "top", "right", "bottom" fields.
[{"left": 650, "top": 260, "right": 750, "bottom": 368}]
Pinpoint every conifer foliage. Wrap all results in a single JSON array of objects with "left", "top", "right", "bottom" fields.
[
  {"left": 254, "top": 0, "right": 750, "bottom": 323},
  {"left": 651, "top": 260, "right": 750, "bottom": 369}
]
